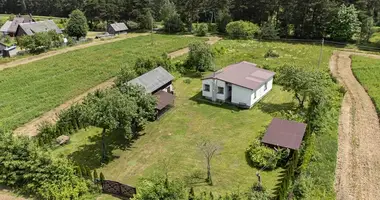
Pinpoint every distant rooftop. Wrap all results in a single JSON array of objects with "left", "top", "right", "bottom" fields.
[
  {"left": 18, "top": 20, "right": 62, "bottom": 35},
  {"left": 110, "top": 22, "right": 128, "bottom": 32},
  {"left": 202, "top": 61, "right": 275, "bottom": 90},
  {"left": 261, "top": 118, "right": 307, "bottom": 150}
]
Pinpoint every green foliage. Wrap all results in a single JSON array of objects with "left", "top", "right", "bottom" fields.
[
  {"left": 359, "top": 16, "right": 374, "bottom": 43},
  {"left": 273, "top": 151, "right": 299, "bottom": 200},
  {"left": 264, "top": 49, "right": 280, "bottom": 58},
  {"left": 216, "top": 10, "right": 232, "bottom": 33},
  {"left": 132, "top": 173, "right": 187, "bottom": 200},
  {"left": 134, "top": 54, "right": 174, "bottom": 75},
  {"left": 189, "top": 187, "right": 195, "bottom": 200},
  {"left": 246, "top": 139, "right": 279, "bottom": 170},
  {"left": 226, "top": 21, "right": 260, "bottom": 39},
  {"left": 0, "top": 132, "right": 91, "bottom": 199},
  {"left": 138, "top": 11, "right": 154, "bottom": 30},
  {"left": 194, "top": 23, "right": 208, "bottom": 36},
  {"left": 164, "top": 14, "right": 185, "bottom": 33},
  {"left": 186, "top": 41, "right": 214, "bottom": 72},
  {"left": 115, "top": 66, "right": 138, "bottom": 88},
  {"left": 67, "top": 9, "right": 89, "bottom": 39},
  {"left": 93, "top": 170, "right": 99, "bottom": 183},
  {"left": 328, "top": 4, "right": 361, "bottom": 41},
  {"left": 259, "top": 22, "right": 279, "bottom": 39},
  {"left": 17, "top": 31, "right": 62, "bottom": 53},
  {"left": 160, "top": 0, "right": 177, "bottom": 21},
  {"left": 100, "top": 172, "right": 105, "bottom": 183},
  {"left": 127, "top": 20, "right": 140, "bottom": 30}
]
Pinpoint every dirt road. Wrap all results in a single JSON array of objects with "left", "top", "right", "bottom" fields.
[
  {"left": 0, "top": 33, "right": 149, "bottom": 71},
  {"left": 14, "top": 37, "right": 221, "bottom": 137},
  {"left": 331, "top": 51, "right": 380, "bottom": 200}
]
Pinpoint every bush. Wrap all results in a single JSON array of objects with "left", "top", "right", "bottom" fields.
[
  {"left": 208, "top": 23, "right": 218, "bottom": 33},
  {"left": 226, "top": 20, "right": 260, "bottom": 39},
  {"left": 67, "top": 9, "right": 88, "bottom": 39},
  {"left": 0, "top": 132, "right": 92, "bottom": 199},
  {"left": 94, "top": 21, "right": 107, "bottom": 31},
  {"left": 216, "top": 10, "right": 232, "bottom": 33},
  {"left": 246, "top": 139, "right": 279, "bottom": 170},
  {"left": 17, "top": 31, "right": 62, "bottom": 53},
  {"left": 163, "top": 14, "right": 184, "bottom": 33},
  {"left": 264, "top": 49, "right": 280, "bottom": 58},
  {"left": 127, "top": 20, "right": 140, "bottom": 30},
  {"left": 186, "top": 41, "right": 214, "bottom": 72},
  {"left": 259, "top": 22, "right": 279, "bottom": 39},
  {"left": 194, "top": 23, "right": 208, "bottom": 36}
]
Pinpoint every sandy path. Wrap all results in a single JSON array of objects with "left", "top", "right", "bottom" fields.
[
  {"left": 14, "top": 37, "right": 221, "bottom": 137},
  {"left": 331, "top": 51, "right": 380, "bottom": 200},
  {"left": 0, "top": 33, "right": 149, "bottom": 71}
]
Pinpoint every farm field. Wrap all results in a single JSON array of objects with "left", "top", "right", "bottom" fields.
[
  {"left": 0, "top": 34, "right": 204, "bottom": 131},
  {"left": 351, "top": 55, "right": 380, "bottom": 114},
  {"left": 52, "top": 40, "right": 339, "bottom": 199}
]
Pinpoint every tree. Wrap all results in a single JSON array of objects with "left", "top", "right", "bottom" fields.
[
  {"left": 216, "top": 9, "right": 232, "bottom": 33},
  {"left": 259, "top": 21, "right": 279, "bottom": 39},
  {"left": 197, "top": 140, "right": 221, "bottom": 185},
  {"left": 226, "top": 20, "right": 260, "bottom": 39},
  {"left": 67, "top": 9, "right": 89, "bottom": 39},
  {"left": 100, "top": 172, "right": 105, "bottom": 183},
  {"left": 133, "top": 173, "right": 187, "bottom": 200},
  {"left": 93, "top": 169, "right": 99, "bottom": 183},
  {"left": 115, "top": 66, "right": 138, "bottom": 88},
  {"left": 83, "top": 89, "right": 137, "bottom": 163},
  {"left": 328, "top": 4, "right": 361, "bottom": 41},
  {"left": 160, "top": 0, "right": 177, "bottom": 21},
  {"left": 138, "top": 10, "right": 154, "bottom": 30},
  {"left": 359, "top": 16, "right": 374, "bottom": 43},
  {"left": 164, "top": 13, "right": 185, "bottom": 33},
  {"left": 186, "top": 41, "right": 214, "bottom": 72}
]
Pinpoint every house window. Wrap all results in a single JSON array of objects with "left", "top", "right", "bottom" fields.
[
  {"left": 204, "top": 84, "right": 210, "bottom": 92},
  {"left": 218, "top": 87, "right": 224, "bottom": 94},
  {"left": 264, "top": 82, "right": 268, "bottom": 91}
]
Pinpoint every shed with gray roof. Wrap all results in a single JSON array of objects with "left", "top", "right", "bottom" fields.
[
  {"left": 107, "top": 22, "right": 128, "bottom": 35},
  {"left": 0, "top": 14, "right": 35, "bottom": 36},
  {"left": 128, "top": 67, "right": 175, "bottom": 112},
  {"left": 15, "top": 20, "right": 62, "bottom": 37},
  {"left": 201, "top": 61, "right": 275, "bottom": 108}
]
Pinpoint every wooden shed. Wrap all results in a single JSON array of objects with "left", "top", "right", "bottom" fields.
[{"left": 107, "top": 23, "right": 128, "bottom": 35}]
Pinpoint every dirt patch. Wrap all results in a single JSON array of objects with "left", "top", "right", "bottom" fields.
[
  {"left": 331, "top": 51, "right": 380, "bottom": 200},
  {"left": 0, "top": 33, "right": 149, "bottom": 71},
  {"left": 14, "top": 37, "right": 221, "bottom": 137}
]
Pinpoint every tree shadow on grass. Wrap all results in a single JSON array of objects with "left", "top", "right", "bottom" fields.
[
  {"left": 68, "top": 129, "right": 141, "bottom": 169},
  {"left": 257, "top": 102, "right": 296, "bottom": 115},
  {"left": 189, "top": 91, "right": 242, "bottom": 112},
  {"left": 183, "top": 169, "right": 209, "bottom": 187}
]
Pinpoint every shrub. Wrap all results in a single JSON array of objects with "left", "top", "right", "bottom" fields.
[
  {"left": 208, "top": 23, "right": 218, "bottom": 33},
  {"left": 17, "top": 31, "right": 61, "bottom": 53},
  {"left": 194, "top": 23, "right": 208, "bottom": 36},
  {"left": 67, "top": 9, "right": 88, "bottom": 39},
  {"left": 134, "top": 54, "right": 174, "bottom": 76},
  {"left": 264, "top": 49, "right": 280, "bottom": 58},
  {"left": 163, "top": 14, "right": 184, "bottom": 33},
  {"left": 138, "top": 11, "right": 154, "bottom": 30},
  {"left": 127, "top": 20, "right": 140, "bottom": 30},
  {"left": 246, "top": 139, "right": 279, "bottom": 170},
  {"left": 216, "top": 10, "right": 232, "bottom": 33},
  {"left": 226, "top": 20, "right": 260, "bottom": 39},
  {"left": 259, "top": 22, "right": 279, "bottom": 39},
  {"left": 186, "top": 41, "right": 214, "bottom": 72}
]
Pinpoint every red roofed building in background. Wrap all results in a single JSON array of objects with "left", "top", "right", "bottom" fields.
[{"left": 201, "top": 61, "right": 275, "bottom": 108}]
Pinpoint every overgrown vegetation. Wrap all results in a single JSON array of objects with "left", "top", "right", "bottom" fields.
[
  {"left": 226, "top": 21, "right": 260, "bottom": 39},
  {"left": 17, "top": 30, "right": 63, "bottom": 53},
  {"left": 185, "top": 41, "right": 215, "bottom": 72}
]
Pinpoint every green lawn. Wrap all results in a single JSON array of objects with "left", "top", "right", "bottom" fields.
[
  {"left": 52, "top": 39, "right": 339, "bottom": 198},
  {"left": 54, "top": 79, "right": 294, "bottom": 197},
  {"left": 352, "top": 55, "right": 380, "bottom": 114},
  {"left": 0, "top": 34, "right": 204, "bottom": 131}
]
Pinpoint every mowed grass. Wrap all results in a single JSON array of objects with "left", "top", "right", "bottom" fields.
[
  {"left": 54, "top": 79, "right": 294, "bottom": 196},
  {"left": 352, "top": 55, "right": 380, "bottom": 114},
  {"left": 52, "top": 39, "right": 339, "bottom": 199},
  {"left": 0, "top": 34, "right": 204, "bottom": 130}
]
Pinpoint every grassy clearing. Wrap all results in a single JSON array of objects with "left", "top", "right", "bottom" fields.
[
  {"left": 52, "top": 39, "right": 339, "bottom": 199},
  {"left": 351, "top": 56, "right": 380, "bottom": 114},
  {"left": 0, "top": 34, "right": 204, "bottom": 131}
]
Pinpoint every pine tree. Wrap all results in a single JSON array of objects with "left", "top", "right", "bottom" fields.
[{"left": 93, "top": 169, "right": 99, "bottom": 183}]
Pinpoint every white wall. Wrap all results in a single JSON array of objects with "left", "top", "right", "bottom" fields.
[
  {"left": 231, "top": 85, "right": 252, "bottom": 106},
  {"left": 202, "top": 79, "right": 227, "bottom": 101},
  {"left": 251, "top": 78, "right": 274, "bottom": 106}
]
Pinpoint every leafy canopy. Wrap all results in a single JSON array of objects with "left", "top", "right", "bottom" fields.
[
  {"left": 186, "top": 41, "right": 214, "bottom": 72},
  {"left": 67, "top": 9, "right": 88, "bottom": 39}
]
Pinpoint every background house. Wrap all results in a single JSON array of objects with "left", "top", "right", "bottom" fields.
[
  {"left": 0, "top": 14, "right": 35, "bottom": 36},
  {"left": 15, "top": 20, "right": 62, "bottom": 37},
  {"left": 128, "top": 67, "right": 175, "bottom": 115},
  {"left": 201, "top": 61, "right": 275, "bottom": 108},
  {"left": 107, "top": 23, "right": 128, "bottom": 35}
]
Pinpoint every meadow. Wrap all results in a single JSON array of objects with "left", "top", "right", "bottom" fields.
[
  {"left": 52, "top": 39, "right": 339, "bottom": 199},
  {"left": 0, "top": 34, "right": 204, "bottom": 131},
  {"left": 351, "top": 55, "right": 380, "bottom": 114}
]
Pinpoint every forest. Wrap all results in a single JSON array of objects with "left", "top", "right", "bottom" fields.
[{"left": 1, "top": 0, "right": 379, "bottom": 40}]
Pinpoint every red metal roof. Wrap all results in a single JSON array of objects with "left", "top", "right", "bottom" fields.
[
  {"left": 154, "top": 91, "right": 175, "bottom": 110},
  {"left": 202, "top": 61, "right": 275, "bottom": 90},
  {"left": 261, "top": 118, "right": 307, "bottom": 150}
]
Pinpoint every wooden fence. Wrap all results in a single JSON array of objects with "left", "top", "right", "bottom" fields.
[{"left": 102, "top": 180, "right": 136, "bottom": 198}]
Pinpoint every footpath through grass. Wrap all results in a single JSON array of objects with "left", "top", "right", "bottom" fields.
[
  {"left": 352, "top": 55, "right": 380, "bottom": 115},
  {"left": 53, "top": 39, "right": 340, "bottom": 198},
  {"left": 0, "top": 34, "right": 204, "bottom": 131}
]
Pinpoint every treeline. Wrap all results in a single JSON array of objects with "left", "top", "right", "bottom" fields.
[{"left": 1, "top": 0, "right": 380, "bottom": 39}]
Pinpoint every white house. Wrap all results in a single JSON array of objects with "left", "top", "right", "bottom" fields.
[{"left": 201, "top": 61, "right": 275, "bottom": 108}]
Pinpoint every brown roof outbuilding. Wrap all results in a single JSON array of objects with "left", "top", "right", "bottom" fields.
[
  {"left": 261, "top": 118, "right": 307, "bottom": 150},
  {"left": 154, "top": 91, "right": 175, "bottom": 110}
]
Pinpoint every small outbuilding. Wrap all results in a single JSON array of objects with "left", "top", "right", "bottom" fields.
[
  {"left": 261, "top": 118, "right": 307, "bottom": 150},
  {"left": 3, "top": 45, "right": 18, "bottom": 57},
  {"left": 202, "top": 61, "right": 275, "bottom": 108},
  {"left": 107, "top": 23, "right": 128, "bottom": 35},
  {"left": 128, "top": 67, "right": 175, "bottom": 114},
  {"left": 15, "top": 20, "right": 62, "bottom": 37}
]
